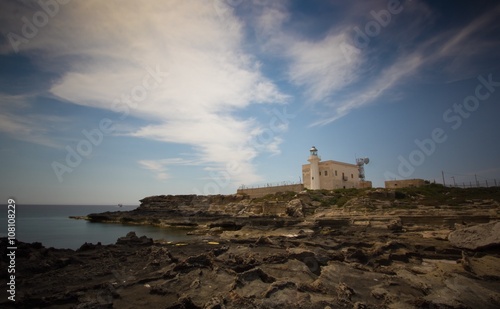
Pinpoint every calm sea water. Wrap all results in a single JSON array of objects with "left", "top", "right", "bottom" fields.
[{"left": 1, "top": 205, "right": 195, "bottom": 250}]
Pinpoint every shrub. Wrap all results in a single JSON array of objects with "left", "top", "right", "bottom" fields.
[
  {"left": 336, "top": 196, "right": 350, "bottom": 207},
  {"left": 320, "top": 197, "right": 338, "bottom": 207},
  {"left": 395, "top": 191, "right": 406, "bottom": 199}
]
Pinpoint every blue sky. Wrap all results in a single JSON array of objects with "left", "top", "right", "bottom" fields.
[{"left": 1, "top": 0, "right": 499, "bottom": 205}]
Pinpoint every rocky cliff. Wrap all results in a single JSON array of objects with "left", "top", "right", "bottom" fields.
[
  {"left": 84, "top": 186, "right": 500, "bottom": 235},
  {"left": 137, "top": 193, "right": 297, "bottom": 217},
  {"left": 86, "top": 192, "right": 307, "bottom": 230}
]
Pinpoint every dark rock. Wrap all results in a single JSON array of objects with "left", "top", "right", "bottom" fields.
[
  {"left": 150, "top": 285, "right": 170, "bottom": 296},
  {"left": 263, "top": 281, "right": 297, "bottom": 298},
  {"left": 116, "top": 232, "right": 153, "bottom": 246},
  {"left": 31, "top": 242, "right": 44, "bottom": 249},
  {"left": 389, "top": 249, "right": 410, "bottom": 262},
  {"left": 234, "top": 267, "right": 276, "bottom": 286},
  {"left": 211, "top": 245, "right": 229, "bottom": 256},
  {"left": 173, "top": 252, "right": 215, "bottom": 272},
  {"left": 371, "top": 287, "right": 389, "bottom": 300},
  {"left": 255, "top": 236, "right": 274, "bottom": 245},
  {"left": 78, "top": 242, "right": 99, "bottom": 251},
  {"left": 263, "top": 253, "right": 289, "bottom": 264},
  {"left": 208, "top": 221, "right": 242, "bottom": 230},
  {"left": 336, "top": 282, "right": 355, "bottom": 301},
  {"left": 343, "top": 248, "right": 368, "bottom": 263},
  {"left": 166, "top": 296, "right": 202, "bottom": 309},
  {"left": 387, "top": 219, "right": 403, "bottom": 232},
  {"left": 75, "top": 285, "right": 116, "bottom": 309},
  {"left": 203, "top": 296, "right": 226, "bottom": 309}
]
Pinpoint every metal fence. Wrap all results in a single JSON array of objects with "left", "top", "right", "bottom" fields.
[
  {"left": 238, "top": 181, "right": 303, "bottom": 190},
  {"left": 445, "top": 178, "right": 498, "bottom": 188}
]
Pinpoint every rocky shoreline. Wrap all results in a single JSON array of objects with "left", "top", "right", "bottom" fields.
[{"left": 2, "top": 187, "right": 500, "bottom": 308}]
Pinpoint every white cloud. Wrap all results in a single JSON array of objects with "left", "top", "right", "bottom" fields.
[
  {"left": 287, "top": 32, "right": 363, "bottom": 103},
  {"left": 248, "top": 2, "right": 365, "bottom": 116},
  {"left": 0, "top": 0, "right": 289, "bottom": 185}
]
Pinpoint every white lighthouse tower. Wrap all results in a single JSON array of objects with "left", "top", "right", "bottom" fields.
[{"left": 308, "top": 146, "right": 321, "bottom": 190}]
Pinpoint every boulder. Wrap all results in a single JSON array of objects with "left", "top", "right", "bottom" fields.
[
  {"left": 286, "top": 199, "right": 304, "bottom": 217},
  {"left": 116, "top": 231, "right": 153, "bottom": 246},
  {"left": 448, "top": 221, "right": 500, "bottom": 250}
]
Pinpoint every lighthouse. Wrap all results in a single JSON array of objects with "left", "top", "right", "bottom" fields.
[{"left": 308, "top": 146, "right": 321, "bottom": 190}]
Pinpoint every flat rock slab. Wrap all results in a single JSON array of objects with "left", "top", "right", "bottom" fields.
[{"left": 448, "top": 221, "right": 500, "bottom": 250}]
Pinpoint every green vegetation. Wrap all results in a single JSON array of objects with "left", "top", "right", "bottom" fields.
[
  {"left": 248, "top": 185, "right": 500, "bottom": 208},
  {"left": 320, "top": 197, "right": 338, "bottom": 207},
  {"left": 308, "top": 188, "right": 366, "bottom": 207},
  {"left": 338, "top": 196, "right": 353, "bottom": 207},
  {"left": 251, "top": 191, "right": 298, "bottom": 203},
  {"left": 393, "top": 184, "right": 500, "bottom": 206}
]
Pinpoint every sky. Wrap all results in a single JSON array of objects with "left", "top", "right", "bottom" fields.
[{"left": 1, "top": 0, "right": 499, "bottom": 205}]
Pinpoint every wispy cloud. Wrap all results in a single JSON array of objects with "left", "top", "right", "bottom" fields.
[
  {"left": 312, "top": 52, "right": 424, "bottom": 126},
  {"left": 0, "top": 0, "right": 288, "bottom": 185},
  {"left": 438, "top": 5, "right": 500, "bottom": 57},
  {"left": 283, "top": 2, "right": 432, "bottom": 125},
  {"left": 287, "top": 32, "right": 363, "bottom": 104},
  {"left": 433, "top": 4, "right": 500, "bottom": 82},
  {"left": 0, "top": 94, "right": 67, "bottom": 148},
  {"left": 250, "top": 1, "right": 500, "bottom": 125},
  {"left": 0, "top": 113, "right": 65, "bottom": 149}
]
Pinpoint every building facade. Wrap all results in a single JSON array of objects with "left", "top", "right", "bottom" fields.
[
  {"left": 385, "top": 179, "right": 426, "bottom": 189},
  {"left": 302, "top": 146, "right": 369, "bottom": 190}
]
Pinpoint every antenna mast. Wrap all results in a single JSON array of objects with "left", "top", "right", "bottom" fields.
[{"left": 356, "top": 157, "right": 370, "bottom": 181}]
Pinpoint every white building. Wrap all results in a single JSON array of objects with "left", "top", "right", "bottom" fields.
[{"left": 302, "top": 146, "right": 372, "bottom": 190}]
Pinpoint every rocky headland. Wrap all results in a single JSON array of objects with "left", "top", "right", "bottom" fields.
[{"left": 2, "top": 185, "right": 500, "bottom": 308}]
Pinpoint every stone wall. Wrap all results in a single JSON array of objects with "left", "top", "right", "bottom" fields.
[
  {"left": 237, "top": 184, "right": 304, "bottom": 198},
  {"left": 359, "top": 180, "right": 373, "bottom": 188}
]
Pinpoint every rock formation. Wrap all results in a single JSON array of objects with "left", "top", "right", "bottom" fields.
[
  {"left": 4, "top": 186, "right": 497, "bottom": 308},
  {"left": 448, "top": 221, "right": 500, "bottom": 250}
]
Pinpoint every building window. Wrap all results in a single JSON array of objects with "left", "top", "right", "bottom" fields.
[
  {"left": 351, "top": 174, "right": 354, "bottom": 178},
  {"left": 324, "top": 171, "right": 328, "bottom": 176},
  {"left": 319, "top": 171, "right": 321, "bottom": 176},
  {"left": 335, "top": 170, "right": 337, "bottom": 176}
]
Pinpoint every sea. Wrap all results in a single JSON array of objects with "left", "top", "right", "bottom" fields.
[{"left": 1, "top": 204, "right": 195, "bottom": 250}]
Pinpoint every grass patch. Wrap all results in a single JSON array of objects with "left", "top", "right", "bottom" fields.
[
  {"left": 246, "top": 185, "right": 500, "bottom": 208},
  {"left": 336, "top": 196, "right": 351, "bottom": 207},
  {"left": 320, "top": 197, "right": 338, "bottom": 207},
  {"left": 394, "top": 184, "right": 500, "bottom": 206},
  {"left": 251, "top": 191, "right": 298, "bottom": 203}
]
